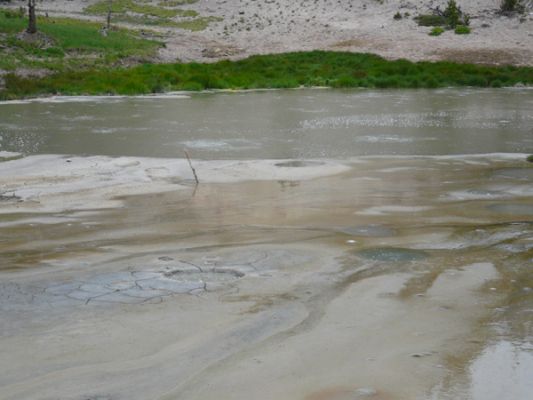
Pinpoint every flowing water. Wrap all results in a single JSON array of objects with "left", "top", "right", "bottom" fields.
[{"left": 0, "top": 89, "right": 532, "bottom": 400}]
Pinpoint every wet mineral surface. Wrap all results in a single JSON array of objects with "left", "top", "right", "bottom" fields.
[{"left": 0, "top": 154, "right": 531, "bottom": 400}]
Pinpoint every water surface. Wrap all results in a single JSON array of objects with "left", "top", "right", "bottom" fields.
[{"left": 0, "top": 88, "right": 532, "bottom": 158}]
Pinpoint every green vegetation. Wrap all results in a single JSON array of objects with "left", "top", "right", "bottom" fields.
[
  {"left": 158, "top": 0, "right": 198, "bottom": 6},
  {"left": 0, "top": 9, "right": 161, "bottom": 71},
  {"left": 429, "top": 27, "right": 445, "bottom": 36},
  {"left": 415, "top": 0, "right": 470, "bottom": 31},
  {"left": 393, "top": 12, "right": 402, "bottom": 20},
  {"left": 527, "top": 155, "right": 533, "bottom": 163},
  {"left": 173, "top": 16, "right": 223, "bottom": 31},
  {"left": 414, "top": 14, "right": 446, "bottom": 26},
  {"left": 108, "top": 13, "right": 221, "bottom": 30},
  {"left": 2, "top": 51, "right": 532, "bottom": 99},
  {"left": 83, "top": 0, "right": 220, "bottom": 31},
  {"left": 443, "top": 0, "right": 462, "bottom": 28},
  {"left": 85, "top": 0, "right": 198, "bottom": 18},
  {"left": 454, "top": 25, "right": 471, "bottom": 34},
  {"left": 500, "top": 0, "right": 525, "bottom": 13}
]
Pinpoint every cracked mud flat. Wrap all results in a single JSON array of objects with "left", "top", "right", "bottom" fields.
[{"left": 0, "top": 152, "right": 532, "bottom": 400}]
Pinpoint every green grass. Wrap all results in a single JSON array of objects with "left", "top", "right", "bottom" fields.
[
  {"left": 429, "top": 27, "right": 445, "bottom": 36},
  {"left": 0, "top": 10, "right": 161, "bottom": 71},
  {"left": 110, "top": 13, "right": 220, "bottom": 30},
  {"left": 173, "top": 16, "right": 223, "bottom": 31},
  {"left": 454, "top": 25, "right": 471, "bottom": 34},
  {"left": 110, "top": 13, "right": 181, "bottom": 27},
  {"left": 83, "top": 0, "right": 220, "bottom": 31},
  {"left": 158, "top": 0, "right": 198, "bottom": 6},
  {"left": 414, "top": 14, "right": 446, "bottom": 26},
  {"left": 2, "top": 51, "right": 532, "bottom": 99},
  {"left": 84, "top": 0, "right": 198, "bottom": 18}
]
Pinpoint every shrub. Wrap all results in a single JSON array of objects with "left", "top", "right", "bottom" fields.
[
  {"left": 444, "top": 0, "right": 461, "bottom": 28},
  {"left": 393, "top": 12, "right": 402, "bottom": 20},
  {"left": 429, "top": 27, "right": 445, "bottom": 36},
  {"left": 527, "top": 154, "right": 533, "bottom": 163},
  {"left": 416, "top": 1, "right": 470, "bottom": 29},
  {"left": 455, "top": 25, "right": 471, "bottom": 34},
  {"left": 500, "top": 0, "right": 524, "bottom": 13}
]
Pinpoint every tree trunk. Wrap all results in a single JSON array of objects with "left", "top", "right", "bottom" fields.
[
  {"left": 106, "top": 0, "right": 112, "bottom": 30},
  {"left": 27, "top": 0, "right": 37, "bottom": 34}
]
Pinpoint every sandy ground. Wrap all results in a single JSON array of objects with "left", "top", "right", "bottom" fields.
[{"left": 5, "top": 0, "right": 533, "bottom": 65}]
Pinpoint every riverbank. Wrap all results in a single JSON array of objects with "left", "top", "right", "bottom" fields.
[
  {"left": 2, "top": 51, "right": 533, "bottom": 99},
  {"left": 1, "top": 0, "right": 533, "bottom": 98}
]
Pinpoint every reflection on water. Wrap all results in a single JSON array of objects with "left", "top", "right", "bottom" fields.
[
  {"left": 0, "top": 88, "right": 532, "bottom": 158},
  {"left": 470, "top": 341, "right": 533, "bottom": 400}
]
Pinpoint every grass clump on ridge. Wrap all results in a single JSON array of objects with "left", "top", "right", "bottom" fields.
[
  {"left": 84, "top": 0, "right": 198, "bottom": 18},
  {"left": 83, "top": 0, "right": 220, "bottom": 31},
  {"left": 173, "top": 16, "right": 223, "bottom": 31},
  {"left": 158, "top": 0, "right": 198, "bottom": 6},
  {"left": 2, "top": 51, "right": 532, "bottom": 99}
]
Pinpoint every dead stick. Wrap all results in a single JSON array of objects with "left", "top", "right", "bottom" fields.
[{"left": 184, "top": 150, "right": 199, "bottom": 185}]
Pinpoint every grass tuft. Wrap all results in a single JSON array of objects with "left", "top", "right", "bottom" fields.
[
  {"left": 454, "top": 25, "right": 471, "bottom": 34},
  {"left": 429, "top": 27, "right": 445, "bottom": 36}
]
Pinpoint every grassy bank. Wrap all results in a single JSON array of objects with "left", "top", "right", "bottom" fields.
[
  {"left": 2, "top": 51, "right": 533, "bottom": 99},
  {"left": 0, "top": 10, "right": 161, "bottom": 72}
]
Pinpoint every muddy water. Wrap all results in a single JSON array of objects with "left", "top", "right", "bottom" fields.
[
  {"left": 0, "top": 90, "right": 532, "bottom": 400},
  {"left": 0, "top": 88, "right": 532, "bottom": 158}
]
